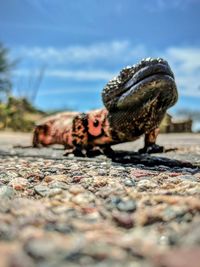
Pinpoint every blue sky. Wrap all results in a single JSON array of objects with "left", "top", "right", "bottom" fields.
[{"left": 0, "top": 0, "right": 200, "bottom": 118}]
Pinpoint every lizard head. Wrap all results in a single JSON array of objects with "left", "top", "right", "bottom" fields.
[
  {"left": 102, "top": 57, "right": 178, "bottom": 112},
  {"left": 101, "top": 58, "right": 178, "bottom": 140}
]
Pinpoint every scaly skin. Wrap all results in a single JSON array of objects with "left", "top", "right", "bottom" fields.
[
  {"left": 33, "top": 57, "right": 178, "bottom": 157},
  {"left": 33, "top": 112, "right": 79, "bottom": 148}
]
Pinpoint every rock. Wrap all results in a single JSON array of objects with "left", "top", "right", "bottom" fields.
[
  {"left": 25, "top": 237, "right": 60, "bottom": 260},
  {"left": 49, "top": 181, "right": 68, "bottom": 190},
  {"left": 9, "top": 177, "right": 28, "bottom": 190},
  {"left": 93, "top": 177, "right": 108, "bottom": 187},
  {"left": 179, "top": 221, "right": 200, "bottom": 246},
  {"left": 112, "top": 211, "right": 134, "bottom": 228},
  {"left": 44, "top": 174, "right": 68, "bottom": 183},
  {"left": 154, "top": 248, "right": 200, "bottom": 267},
  {"left": 179, "top": 175, "right": 198, "bottom": 182},
  {"left": 97, "top": 169, "right": 107, "bottom": 176},
  {"left": 117, "top": 200, "right": 137, "bottom": 212},
  {"left": 71, "top": 193, "right": 95, "bottom": 206},
  {"left": 124, "top": 179, "right": 136, "bottom": 187},
  {"left": 0, "top": 243, "right": 34, "bottom": 267},
  {"left": 137, "top": 179, "right": 157, "bottom": 191},
  {"left": 48, "top": 188, "right": 63, "bottom": 197},
  {"left": 34, "top": 184, "right": 49, "bottom": 197},
  {"left": 24, "top": 234, "right": 84, "bottom": 261},
  {"left": 69, "top": 185, "right": 85, "bottom": 195},
  {"left": 0, "top": 185, "right": 15, "bottom": 199},
  {"left": 82, "top": 241, "right": 127, "bottom": 261}
]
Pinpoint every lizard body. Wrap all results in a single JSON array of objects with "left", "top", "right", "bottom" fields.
[{"left": 33, "top": 58, "right": 178, "bottom": 156}]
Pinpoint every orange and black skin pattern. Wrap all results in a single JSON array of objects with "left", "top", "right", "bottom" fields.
[
  {"left": 32, "top": 112, "right": 79, "bottom": 148},
  {"left": 33, "top": 109, "right": 114, "bottom": 156},
  {"left": 33, "top": 57, "right": 178, "bottom": 157}
]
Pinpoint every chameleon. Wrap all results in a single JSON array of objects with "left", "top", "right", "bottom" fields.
[{"left": 33, "top": 57, "right": 178, "bottom": 157}]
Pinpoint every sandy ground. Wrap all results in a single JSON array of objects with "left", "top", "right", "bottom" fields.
[{"left": 0, "top": 131, "right": 200, "bottom": 149}]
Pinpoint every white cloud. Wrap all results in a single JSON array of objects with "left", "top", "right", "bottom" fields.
[
  {"left": 164, "top": 47, "right": 200, "bottom": 97},
  {"left": 12, "top": 41, "right": 200, "bottom": 98},
  {"left": 14, "top": 69, "right": 115, "bottom": 81},
  {"left": 166, "top": 47, "right": 200, "bottom": 72},
  {"left": 37, "top": 87, "right": 100, "bottom": 96},
  {"left": 13, "top": 41, "right": 146, "bottom": 65}
]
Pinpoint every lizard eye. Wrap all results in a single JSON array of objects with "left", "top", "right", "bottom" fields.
[{"left": 93, "top": 119, "right": 99, "bottom": 127}]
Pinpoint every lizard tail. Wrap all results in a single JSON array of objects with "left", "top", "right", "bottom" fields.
[{"left": 32, "top": 127, "right": 41, "bottom": 147}]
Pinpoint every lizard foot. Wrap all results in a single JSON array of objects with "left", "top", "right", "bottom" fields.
[
  {"left": 64, "top": 147, "right": 86, "bottom": 157},
  {"left": 102, "top": 146, "right": 116, "bottom": 158},
  {"left": 86, "top": 148, "right": 103, "bottom": 157},
  {"left": 73, "top": 147, "right": 86, "bottom": 157},
  {"left": 138, "top": 144, "right": 164, "bottom": 154}
]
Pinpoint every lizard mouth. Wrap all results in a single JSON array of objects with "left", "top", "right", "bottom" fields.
[
  {"left": 122, "top": 61, "right": 174, "bottom": 90},
  {"left": 102, "top": 58, "right": 178, "bottom": 110}
]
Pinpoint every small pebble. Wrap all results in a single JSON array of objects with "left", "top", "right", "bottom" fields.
[
  {"left": 117, "top": 200, "right": 137, "bottom": 212},
  {"left": 9, "top": 177, "right": 28, "bottom": 190},
  {"left": 48, "top": 188, "right": 63, "bottom": 197},
  {"left": 137, "top": 179, "right": 157, "bottom": 190},
  {"left": 124, "top": 179, "right": 136, "bottom": 187},
  {"left": 69, "top": 185, "right": 85, "bottom": 195},
  {"left": 97, "top": 169, "right": 107, "bottom": 176},
  {"left": 34, "top": 185, "right": 49, "bottom": 197},
  {"left": 179, "top": 175, "right": 197, "bottom": 182},
  {"left": 0, "top": 185, "right": 15, "bottom": 199},
  {"left": 112, "top": 212, "right": 134, "bottom": 228}
]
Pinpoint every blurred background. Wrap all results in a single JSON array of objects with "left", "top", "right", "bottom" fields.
[{"left": 0, "top": 0, "right": 200, "bottom": 132}]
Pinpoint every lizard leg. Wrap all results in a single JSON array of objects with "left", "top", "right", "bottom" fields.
[
  {"left": 139, "top": 128, "right": 164, "bottom": 154},
  {"left": 71, "top": 113, "right": 89, "bottom": 157}
]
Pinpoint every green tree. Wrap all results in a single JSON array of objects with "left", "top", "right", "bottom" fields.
[{"left": 0, "top": 43, "right": 14, "bottom": 100}]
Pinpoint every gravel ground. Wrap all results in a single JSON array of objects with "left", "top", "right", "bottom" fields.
[{"left": 0, "top": 132, "right": 199, "bottom": 267}]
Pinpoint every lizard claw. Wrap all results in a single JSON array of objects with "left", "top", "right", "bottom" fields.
[
  {"left": 73, "top": 148, "right": 86, "bottom": 157},
  {"left": 138, "top": 144, "right": 164, "bottom": 154}
]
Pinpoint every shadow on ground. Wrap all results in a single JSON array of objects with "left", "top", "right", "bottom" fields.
[
  {"left": 0, "top": 145, "right": 199, "bottom": 172},
  {"left": 109, "top": 150, "right": 200, "bottom": 170}
]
